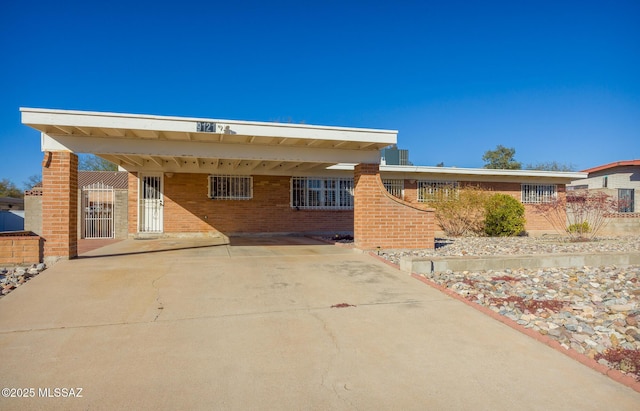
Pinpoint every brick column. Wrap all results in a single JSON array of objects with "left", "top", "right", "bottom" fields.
[
  {"left": 354, "top": 163, "right": 435, "bottom": 249},
  {"left": 42, "top": 151, "right": 78, "bottom": 264}
]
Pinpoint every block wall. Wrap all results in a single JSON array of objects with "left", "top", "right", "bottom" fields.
[
  {"left": 23, "top": 195, "right": 42, "bottom": 236},
  {"left": 354, "top": 164, "right": 435, "bottom": 249}
]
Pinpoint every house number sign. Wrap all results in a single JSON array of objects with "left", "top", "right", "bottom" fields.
[{"left": 196, "top": 122, "right": 217, "bottom": 133}]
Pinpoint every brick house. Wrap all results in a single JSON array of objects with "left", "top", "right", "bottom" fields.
[
  {"left": 20, "top": 108, "right": 585, "bottom": 264},
  {"left": 569, "top": 160, "right": 640, "bottom": 235}
]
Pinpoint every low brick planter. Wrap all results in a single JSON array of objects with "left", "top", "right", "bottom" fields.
[{"left": 0, "top": 231, "right": 43, "bottom": 265}]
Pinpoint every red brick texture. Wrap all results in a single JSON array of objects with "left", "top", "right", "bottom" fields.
[
  {"left": 400, "top": 181, "right": 565, "bottom": 234},
  {"left": 0, "top": 235, "right": 43, "bottom": 265},
  {"left": 354, "top": 164, "right": 435, "bottom": 249},
  {"left": 128, "top": 173, "right": 353, "bottom": 235},
  {"left": 42, "top": 151, "right": 78, "bottom": 260}
]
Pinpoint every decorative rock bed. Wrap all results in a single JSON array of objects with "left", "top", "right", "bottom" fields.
[
  {"left": 376, "top": 235, "right": 640, "bottom": 380},
  {"left": 0, "top": 263, "right": 46, "bottom": 298}
]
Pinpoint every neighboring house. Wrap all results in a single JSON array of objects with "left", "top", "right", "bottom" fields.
[
  {"left": 569, "top": 159, "right": 640, "bottom": 235},
  {"left": 20, "top": 108, "right": 585, "bottom": 264},
  {"left": 0, "top": 197, "right": 25, "bottom": 231}
]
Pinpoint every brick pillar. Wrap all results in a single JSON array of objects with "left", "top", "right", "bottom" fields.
[
  {"left": 127, "top": 172, "right": 138, "bottom": 236},
  {"left": 354, "top": 163, "right": 435, "bottom": 249},
  {"left": 42, "top": 151, "right": 78, "bottom": 264}
]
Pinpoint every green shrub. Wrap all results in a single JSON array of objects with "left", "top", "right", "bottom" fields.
[
  {"left": 567, "top": 221, "right": 591, "bottom": 235},
  {"left": 484, "top": 194, "right": 526, "bottom": 237}
]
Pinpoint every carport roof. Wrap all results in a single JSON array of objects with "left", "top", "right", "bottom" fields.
[
  {"left": 21, "top": 107, "right": 397, "bottom": 175},
  {"left": 21, "top": 108, "right": 396, "bottom": 149}
]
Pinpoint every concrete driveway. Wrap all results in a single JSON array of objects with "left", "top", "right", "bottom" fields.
[{"left": 1, "top": 237, "right": 639, "bottom": 410}]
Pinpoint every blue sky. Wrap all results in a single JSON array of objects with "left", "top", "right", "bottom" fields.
[{"left": 1, "top": 0, "right": 639, "bottom": 187}]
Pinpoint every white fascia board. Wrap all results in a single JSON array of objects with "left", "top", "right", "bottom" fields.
[
  {"left": 22, "top": 107, "right": 397, "bottom": 146},
  {"left": 41, "top": 134, "right": 381, "bottom": 164},
  {"left": 327, "top": 163, "right": 588, "bottom": 182},
  {"left": 380, "top": 165, "right": 588, "bottom": 180}
]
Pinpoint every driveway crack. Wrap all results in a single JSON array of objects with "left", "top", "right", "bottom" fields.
[
  {"left": 151, "top": 273, "right": 166, "bottom": 322},
  {"left": 310, "top": 311, "right": 358, "bottom": 410}
]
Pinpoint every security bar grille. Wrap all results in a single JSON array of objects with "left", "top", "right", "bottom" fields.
[
  {"left": 139, "top": 175, "right": 163, "bottom": 233},
  {"left": 208, "top": 175, "right": 253, "bottom": 200},
  {"left": 521, "top": 184, "right": 557, "bottom": 204},
  {"left": 291, "top": 177, "right": 354, "bottom": 210},
  {"left": 417, "top": 180, "right": 459, "bottom": 202},
  {"left": 82, "top": 182, "right": 114, "bottom": 239},
  {"left": 383, "top": 179, "right": 404, "bottom": 199}
]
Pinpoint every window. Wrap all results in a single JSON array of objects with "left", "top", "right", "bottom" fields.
[
  {"left": 521, "top": 184, "right": 557, "bottom": 204},
  {"left": 417, "top": 180, "right": 459, "bottom": 202},
  {"left": 618, "top": 189, "right": 635, "bottom": 213},
  {"left": 383, "top": 179, "right": 404, "bottom": 199},
  {"left": 208, "top": 175, "right": 252, "bottom": 200},
  {"left": 291, "top": 177, "right": 353, "bottom": 209}
]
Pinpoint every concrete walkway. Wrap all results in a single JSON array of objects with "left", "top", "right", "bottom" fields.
[{"left": 1, "top": 237, "right": 639, "bottom": 410}]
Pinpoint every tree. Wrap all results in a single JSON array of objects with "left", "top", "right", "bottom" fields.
[
  {"left": 525, "top": 161, "right": 576, "bottom": 172},
  {"left": 0, "top": 178, "right": 23, "bottom": 198},
  {"left": 533, "top": 190, "right": 618, "bottom": 241},
  {"left": 79, "top": 154, "right": 117, "bottom": 171},
  {"left": 23, "top": 174, "right": 42, "bottom": 190},
  {"left": 482, "top": 145, "right": 521, "bottom": 170}
]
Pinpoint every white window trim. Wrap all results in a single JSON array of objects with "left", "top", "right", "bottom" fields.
[
  {"left": 208, "top": 175, "right": 253, "bottom": 200},
  {"left": 521, "top": 184, "right": 557, "bottom": 204},
  {"left": 290, "top": 177, "right": 354, "bottom": 210},
  {"left": 417, "top": 180, "right": 459, "bottom": 202},
  {"left": 383, "top": 179, "right": 404, "bottom": 199}
]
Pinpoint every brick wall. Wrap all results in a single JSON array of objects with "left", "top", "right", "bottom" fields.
[
  {"left": 128, "top": 172, "right": 138, "bottom": 235},
  {"left": 42, "top": 151, "right": 78, "bottom": 262},
  {"left": 128, "top": 173, "right": 353, "bottom": 235},
  {"left": 400, "top": 180, "right": 565, "bottom": 234},
  {"left": 0, "top": 233, "right": 43, "bottom": 265},
  {"left": 354, "top": 164, "right": 435, "bottom": 249}
]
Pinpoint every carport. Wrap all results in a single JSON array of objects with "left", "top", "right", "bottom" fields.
[{"left": 21, "top": 108, "right": 435, "bottom": 264}]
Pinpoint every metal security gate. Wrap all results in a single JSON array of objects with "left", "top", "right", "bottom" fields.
[
  {"left": 82, "top": 182, "right": 115, "bottom": 239},
  {"left": 139, "top": 174, "right": 163, "bottom": 233}
]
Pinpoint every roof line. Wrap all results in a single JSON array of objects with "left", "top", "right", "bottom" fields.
[
  {"left": 19, "top": 107, "right": 398, "bottom": 135},
  {"left": 581, "top": 159, "right": 640, "bottom": 173}
]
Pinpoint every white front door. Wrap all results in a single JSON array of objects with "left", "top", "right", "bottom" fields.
[{"left": 139, "top": 174, "right": 163, "bottom": 233}]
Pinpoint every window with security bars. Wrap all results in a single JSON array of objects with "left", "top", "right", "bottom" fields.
[
  {"left": 618, "top": 189, "right": 635, "bottom": 213},
  {"left": 383, "top": 179, "right": 404, "bottom": 199},
  {"left": 521, "top": 184, "right": 557, "bottom": 204},
  {"left": 291, "top": 177, "right": 354, "bottom": 209},
  {"left": 208, "top": 175, "right": 253, "bottom": 200},
  {"left": 417, "top": 180, "right": 459, "bottom": 202}
]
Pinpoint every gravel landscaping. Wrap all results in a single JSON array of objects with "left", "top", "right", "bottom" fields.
[
  {"left": 0, "top": 263, "right": 47, "bottom": 298},
  {"left": 377, "top": 235, "right": 640, "bottom": 380}
]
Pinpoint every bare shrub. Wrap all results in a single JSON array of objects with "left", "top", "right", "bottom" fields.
[
  {"left": 533, "top": 189, "right": 618, "bottom": 240},
  {"left": 430, "top": 186, "right": 491, "bottom": 236}
]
